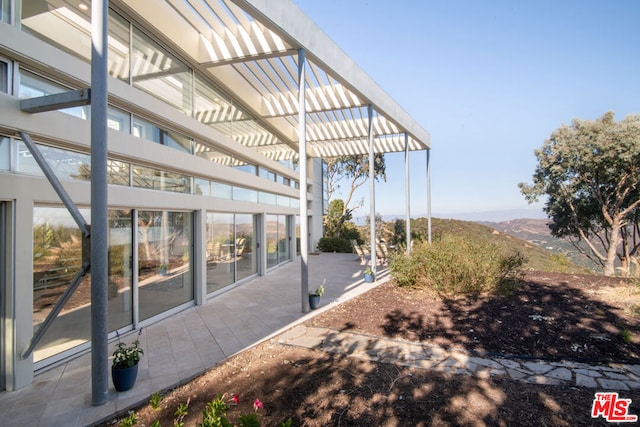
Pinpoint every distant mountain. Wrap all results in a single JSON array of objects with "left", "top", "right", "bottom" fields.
[{"left": 479, "top": 218, "right": 597, "bottom": 271}]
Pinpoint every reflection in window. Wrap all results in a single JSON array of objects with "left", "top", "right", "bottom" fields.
[
  {"left": 132, "top": 116, "right": 161, "bottom": 143},
  {"left": 1, "top": 0, "right": 8, "bottom": 23},
  {"left": 0, "top": 59, "right": 8, "bottom": 93},
  {"left": 132, "top": 165, "right": 190, "bottom": 193},
  {"left": 132, "top": 27, "right": 192, "bottom": 116},
  {"left": 194, "top": 178, "right": 210, "bottom": 196},
  {"left": 137, "top": 210, "right": 193, "bottom": 321},
  {"left": 0, "top": 136, "right": 9, "bottom": 170},
  {"left": 18, "top": 69, "right": 89, "bottom": 119},
  {"left": 21, "top": 3, "right": 128, "bottom": 81},
  {"left": 206, "top": 213, "right": 234, "bottom": 293},
  {"left": 233, "top": 163, "right": 256, "bottom": 175},
  {"left": 108, "top": 210, "right": 134, "bottom": 332},
  {"left": 194, "top": 75, "right": 240, "bottom": 137},
  {"left": 108, "top": 160, "right": 130, "bottom": 186},
  {"left": 277, "top": 215, "right": 289, "bottom": 264},
  {"left": 212, "top": 182, "right": 232, "bottom": 199},
  {"left": 205, "top": 213, "right": 257, "bottom": 294},
  {"left": 32, "top": 206, "right": 92, "bottom": 362},
  {"left": 277, "top": 195, "right": 291, "bottom": 207},
  {"left": 258, "top": 192, "right": 276, "bottom": 205},
  {"left": 16, "top": 141, "right": 90, "bottom": 181},
  {"left": 233, "top": 186, "right": 258, "bottom": 203},
  {"left": 108, "top": 107, "right": 131, "bottom": 132},
  {"left": 235, "top": 214, "right": 257, "bottom": 281},
  {"left": 266, "top": 215, "right": 278, "bottom": 269}
]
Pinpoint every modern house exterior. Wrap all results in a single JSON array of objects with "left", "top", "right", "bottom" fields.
[{"left": 0, "top": 0, "right": 430, "bottom": 393}]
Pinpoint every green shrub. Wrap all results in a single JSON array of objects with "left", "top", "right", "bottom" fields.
[
  {"left": 389, "top": 234, "right": 526, "bottom": 296},
  {"left": 317, "top": 237, "right": 352, "bottom": 253}
]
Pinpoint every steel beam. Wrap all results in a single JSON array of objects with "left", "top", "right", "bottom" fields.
[
  {"left": 91, "top": 0, "right": 109, "bottom": 406},
  {"left": 298, "top": 49, "right": 309, "bottom": 313},
  {"left": 19, "top": 89, "right": 91, "bottom": 113},
  {"left": 405, "top": 133, "right": 411, "bottom": 254},
  {"left": 368, "top": 104, "right": 376, "bottom": 278}
]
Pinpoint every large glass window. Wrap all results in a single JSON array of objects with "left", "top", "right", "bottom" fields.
[
  {"left": 21, "top": 5, "right": 128, "bottom": 81},
  {"left": 32, "top": 206, "right": 92, "bottom": 362},
  {"left": 108, "top": 210, "right": 134, "bottom": 332},
  {"left": 205, "top": 213, "right": 257, "bottom": 294},
  {"left": 236, "top": 214, "right": 257, "bottom": 281},
  {"left": 32, "top": 207, "right": 135, "bottom": 362},
  {"left": 277, "top": 215, "right": 290, "bottom": 263},
  {"left": 132, "top": 27, "right": 192, "bottom": 116},
  {"left": 137, "top": 211, "right": 193, "bottom": 321},
  {"left": 205, "top": 213, "right": 234, "bottom": 293},
  {"left": 266, "top": 214, "right": 291, "bottom": 269}
]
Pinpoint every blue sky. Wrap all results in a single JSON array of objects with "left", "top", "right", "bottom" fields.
[{"left": 293, "top": 0, "right": 640, "bottom": 221}]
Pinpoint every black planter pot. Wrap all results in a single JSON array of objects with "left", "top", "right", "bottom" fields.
[
  {"left": 112, "top": 363, "right": 139, "bottom": 392},
  {"left": 309, "top": 294, "right": 321, "bottom": 309}
]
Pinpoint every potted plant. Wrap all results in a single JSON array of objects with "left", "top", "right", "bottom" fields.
[
  {"left": 364, "top": 266, "right": 374, "bottom": 283},
  {"left": 111, "top": 330, "right": 144, "bottom": 392},
  {"left": 158, "top": 263, "right": 169, "bottom": 276},
  {"left": 308, "top": 283, "right": 325, "bottom": 310}
]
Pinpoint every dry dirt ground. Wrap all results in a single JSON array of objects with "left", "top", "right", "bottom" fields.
[{"left": 103, "top": 271, "right": 640, "bottom": 426}]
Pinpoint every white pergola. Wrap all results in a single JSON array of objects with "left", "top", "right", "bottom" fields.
[
  {"left": 109, "top": 0, "right": 433, "bottom": 296},
  {"left": 24, "top": 0, "right": 431, "bottom": 404}
]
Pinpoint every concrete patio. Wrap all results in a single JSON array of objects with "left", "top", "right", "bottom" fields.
[{"left": 0, "top": 253, "right": 386, "bottom": 427}]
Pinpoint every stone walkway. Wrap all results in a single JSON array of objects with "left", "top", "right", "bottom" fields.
[{"left": 277, "top": 325, "right": 640, "bottom": 391}]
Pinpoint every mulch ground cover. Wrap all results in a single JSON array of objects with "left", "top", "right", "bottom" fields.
[{"left": 102, "top": 271, "right": 640, "bottom": 426}]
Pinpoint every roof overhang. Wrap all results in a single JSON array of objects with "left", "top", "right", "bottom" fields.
[{"left": 113, "top": 0, "right": 431, "bottom": 159}]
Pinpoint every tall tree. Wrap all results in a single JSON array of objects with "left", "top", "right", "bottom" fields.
[
  {"left": 519, "top": 112, "right": 640, "bottom": 276},
  {"left": 324, "top": 154, "right": 386, "bottom": 236}
]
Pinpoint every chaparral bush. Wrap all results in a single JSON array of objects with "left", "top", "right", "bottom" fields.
[
  {"left": 317, "top": 236, "right": 353, "bottom": 253},
  {"left": 390, "top": 234, "right": 526, "bottom": 296}
]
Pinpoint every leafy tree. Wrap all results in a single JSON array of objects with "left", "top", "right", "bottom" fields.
[
  {"left": 323, "top": 199, "right": 350, "bottom": 237},
  {"left": 519, "top": 112, "right": 640, "bottom": 276},
  {"left": 324, "top": 154, "right": 386, "bottom": 236}
]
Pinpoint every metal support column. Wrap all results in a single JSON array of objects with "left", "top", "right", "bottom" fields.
[
  {"left": 404, "top": 133, "right": 411, "bottom": 254},
  {"left": 298, "top": 49, "right": 309, "bottom": 312},
  {"left": 368, "top": 105, "right": 376, "bottom": 277},
  {"left": 91, "top": 0, "right": 109, "bottom": 406},
  {"left": 427, "top": 149, "right": 432, "bottom": 244}
]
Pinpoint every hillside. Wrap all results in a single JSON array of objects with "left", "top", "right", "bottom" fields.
[
  {"left": 388, "top": 217, "right": 587, "bottom": 273},
  {"left": 479, "top": 218, "right": 598, "bottom": 271}
]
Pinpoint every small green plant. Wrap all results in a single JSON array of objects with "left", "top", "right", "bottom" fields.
[
  {"left": 112, "top": 329, "right": 144, "bottom": 369},
  {"left": 172, "top": 398, "right": 190, "bottom": 427},
  {"left": 310, "top": 282, "right": 325, "bottom": 297},
  {"left": 151, "top": 421, "right": 161, "bottom": 427},
  {"left": 364, "top": 266, "right": 373, "bottom": 275},
  {"left": 120, "top": 411, "right": 138, "bottom": 427},
  {"left": 150, "top": 391, "right": 163, "bottom": 410},
  {"left": 622, "top": 329, "right": 633, "bottom": 343}
]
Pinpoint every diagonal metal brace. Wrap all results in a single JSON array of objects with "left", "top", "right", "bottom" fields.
[
  {"left": 21, "top": 259, "right": 90, "bottom": 360},
  {"left": 19, "top": 131, "right": 90, "bottom": 237},
  {"left": 18, "top": 131, "right": 92, "bottom": 359}
]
